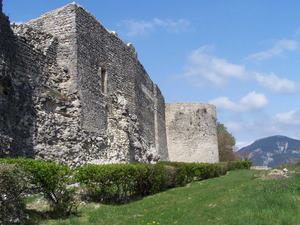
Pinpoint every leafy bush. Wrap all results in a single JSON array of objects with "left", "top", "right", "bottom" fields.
[
  {"left": 143, "top": 164, "right": 167, "bottom": 194},
  {"left": 0, "top": 164, "right": 28, "bottom": 225},
  {"left": 227, "top": 160, "right": 252, "bottom": 170},
  {"left": 159, "top": 160, "right": 249, "bottom": 186},
  {"left": 76, "top": 163, "right": 167, "bottom": 203},
  {"left": 163, "top": 165, "right": 177, "bottom": 188},
  {"left": 0, "top": 158, "right": 77, "bottom": 216}
]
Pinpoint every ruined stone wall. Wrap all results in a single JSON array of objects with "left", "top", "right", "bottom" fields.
[
  {"left": 75, "top": 6, "right": 168, "bottom": 163},
  {"left": 0, "top": 8, "right": 67, "bottom": 160},
  {"left": 0, "top": 3, "right": 169, "bottom": 165},
  {"left": 75, "top": 7, "right": 135, "bottom": 163},
  {"left": 20, "top": 5, "right": 90, "bottom": 166},
  {"left": 26, "top": 4, "right": 78, "bottom": 89},
  {"left": 165, "top": 104, "right": 219, "bottom": 163},
  {"left": 23, "top": 5, "right": 113, "bottom": 165}
]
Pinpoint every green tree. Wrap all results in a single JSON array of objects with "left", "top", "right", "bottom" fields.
[{"left": 217, "top": 122, "right": 238, "bottom": 161}]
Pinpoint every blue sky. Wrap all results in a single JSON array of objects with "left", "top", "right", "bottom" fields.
[{"left": 4, "top": 0, "right": 300, "bottom": 148}]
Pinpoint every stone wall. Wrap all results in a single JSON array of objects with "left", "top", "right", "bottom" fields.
[
  {"left": 165, "top": 103, "right": 219, "bottom": 163},
  {"left": 75, "top": 6, "right": 168, "bottom": 163},
  {"left": 0, "top": 8, "right": 65, "bottom": 159},
  {"left": 18, "top": 4, "right": 87, "bottom": 166},
  {"left": 0, "top": 3, "right": 169, "bottom": 165}
]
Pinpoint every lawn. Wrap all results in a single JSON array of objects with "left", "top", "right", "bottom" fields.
[{"left": 38, "top": 169, "right": 300, "bottom": 225}]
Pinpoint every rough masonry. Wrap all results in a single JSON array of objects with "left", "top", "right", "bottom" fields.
[
  {"left": 166, "top": 104, "right": 219, "bottom": 163},
  {"left": 0, "top": 2, "right": 219, "bottom": 166}
]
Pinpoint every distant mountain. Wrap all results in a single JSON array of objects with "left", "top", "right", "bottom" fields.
[{"left": 237, "top": 135, "right": 300, "bottom": 168}]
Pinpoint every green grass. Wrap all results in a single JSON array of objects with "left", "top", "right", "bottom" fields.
[{"left": 38, "top": 170, "right": 300, "bottom": 225}]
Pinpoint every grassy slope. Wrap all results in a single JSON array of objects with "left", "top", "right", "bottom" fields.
[{"left": 41, "top": 170, "right": 300, "bottom": 225}]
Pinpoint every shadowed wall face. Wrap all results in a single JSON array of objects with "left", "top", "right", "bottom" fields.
[
  {"left": 0, "top": 8, "right": 62, "bottom": 158},
  {"left": 166, "top": 104, "right": 219, "bottom": 163}
]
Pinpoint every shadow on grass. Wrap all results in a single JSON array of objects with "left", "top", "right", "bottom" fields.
[
  {"left": 25, "top": 208, "right": 82, "bottom": 225},
  {"left": 80, "top": 185, "right": 183, "bottom": 206}
]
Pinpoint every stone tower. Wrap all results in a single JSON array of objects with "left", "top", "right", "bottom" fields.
[{"left": 166, "top": 103, "right": 219, "bottom": 163}]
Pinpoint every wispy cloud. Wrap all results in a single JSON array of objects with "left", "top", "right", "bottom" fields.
[
  {"left": 120, "top": 18, "right": 190, "bottom": 37},
  {"left": 247, "top": 39, "right": 299, "bottom": 61},
  {"left": 184, "top": 46, "right": 246, "bottom": 87},
  {"left": 209, "top": 91, "right": 268, "bottom": 112},
  {"left": 183, "top": 45, "right": 298, "bottom": 93},
  {"left": 275, "top": 109, "right": 300, "bottom": 125},
  {"left": 255, "top": 73, "right": 297, "bottom": 93}
]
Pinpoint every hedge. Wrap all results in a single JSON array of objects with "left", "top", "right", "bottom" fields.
[
  {"left": 75, "top": 163, "right": 167, "bottom": 203},
  {"left": 76, "top": 160, "right": 251, "bottom": 203},
  {"left": 0, "top": 158, "right": 77, "bottom": 216},
  {"left": 157, "top": 161, "right": 229, "bottom": 186},
  {"left": 0, "top": 157, "right": 251, "bottom": 207},
  {"left": 227, "top": 160, "right": 252, "bottom": 170}
]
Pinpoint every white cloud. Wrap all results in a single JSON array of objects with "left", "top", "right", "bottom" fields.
[
  {"left": 240, "top": 91, "right": 268, "bottom": 110},
  {"left": 120, "top": 18, "right": 190, "bottom": 36},
  {"left": 183, "top": 45, "right": 298, "bottom": 92},
  {"left": 255, "top": 73, "right": 297, "bottom": 93},
  {"left": 184, "top": 46, "right": 246, "bottom": 86},
  {"left": 225, "top": 121, "right": 243, "bottom": 132},
  {"left": 210, "top": 91, "right": 268, "bottom": 112},
  {"left": 209, "top": 97, "right": 240, "bottom": 111},
  {"left": 247, "top": 39, "right": 299, "bottom": 61},
  {"left": 275, "top": 110, "right": 300, "bottom": 125}
]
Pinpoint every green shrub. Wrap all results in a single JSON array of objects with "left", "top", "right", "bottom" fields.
[
  {"left": 77, "top": 164, "right": 140, "bottom": 202},
  {"left": 145, "top": 164, "right": 167, "bottom": 194},
  {"left": 76, "top": 163, "right": 167, "bottom": 203},
  {"left": 159, "top": 162, "right": 191, "bottom": 186},
  {"left": 227, "top": 160, "right": 252, "bottom": 170},
  {"left": 0, "top": 158, "right": 77, "bottom": 216},
  {"left": 158, "top": 160, "right": 249, "bottom": 186},
  {"left": 163, "top": 165, "right": 177, "bottom": 188},
  {"left": 0, "top": 164, "right": 28, "bottom": 225}
]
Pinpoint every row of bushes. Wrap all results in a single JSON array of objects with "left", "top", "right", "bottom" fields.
[
  {"left": 76, "top": 163, "right": 167, "bottom": 202},
  {"left": 0, "top": 158, "right": 251, "bottom": 223},
  {"left": 76, "top": 160, "right": 253, "bottom": 203}
]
